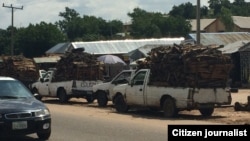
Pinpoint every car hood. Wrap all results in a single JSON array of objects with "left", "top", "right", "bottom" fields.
[{"left": 0, "top": 97, "right": 47, "bottom": 113}]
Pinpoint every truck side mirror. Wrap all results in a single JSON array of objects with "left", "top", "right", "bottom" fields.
[
  {"left": 40, "top": 78, "right": 44, "bottom": 82},
  {"left": 129, "top": 80, "right": 134, "bottom": 87}
]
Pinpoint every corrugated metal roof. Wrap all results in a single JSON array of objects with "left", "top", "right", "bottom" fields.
[
  {"left": 33, "top": 56, "right": 61, "bottom": 63},
  {"left": 233, "top": 16, "right": 250, "bottom": 29},
  {"left": 188, "top": 32, "right": 250, "bottom": 46},
  {"left": 219, "top": 40, "right": 250, "bottom": 54},
  {"left": 46, "top": 42, "right": 71, "bottom": 54},
  {"left": 189, "top": 19, "right": 216, "bottom": 31},
  {"left": 137, "top": 44, "right": 166, "bottom": 56},
  {"left": 69, "top": 38, "right": 185, "bottom": 55}
]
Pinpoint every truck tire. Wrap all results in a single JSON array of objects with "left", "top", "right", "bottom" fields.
[
  {"left": 162, "top": 98, "right": 177, "bottom": 118},
  {"left": 31, "top": 88, "right": 42, "bottom": 101},
  {"left": 58, "top": 89, "right": 68, "bottom": 103},
  {"left": 97, "top": 91, "right": 108, "bottom": 107},
  {"left": 199, "top": 107, "right": 214, "bottom": 117},
  {"left": 114, "top": 95, "right": 128, "bottom": 113},
  {"left": 86, "top": 97, "right": 94, "bottom": 103}
]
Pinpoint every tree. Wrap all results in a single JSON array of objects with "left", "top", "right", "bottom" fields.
[
  {"left": 56, "top": 7, "right": 80, "bottom": 32},
  {"left": 208, "top": 0, "right": 231, "bottom": 16},
  {"left": 0, "top": 28, "right": 11, "bottom": 55},
  {"left": 15, "top": 22, "right": 66, "bottom": 58},
  {"left": 128, "top": 8, "right": 191, "bottom": 38},
  {"left": 231, "top": 0, "right": 249, "bottom": 16},
  {"left": 233, "top": 0, "right": 245, "bottom": 5},
  {"left": 208, "top": 0, "right": 222, "bottom": 16},
  {"left": 219, "top": 7, "right": 234, "bottom": 31},
  {"left": 169, "top": 2, "right": 196, "bottom": 19}
]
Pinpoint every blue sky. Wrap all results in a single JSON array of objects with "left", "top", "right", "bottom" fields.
[{"left": 0, "top": 0, "right": 248, "bottom": 29}]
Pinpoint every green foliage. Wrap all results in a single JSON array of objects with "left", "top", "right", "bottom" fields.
[
  {"left": 0, "top": 28, "right": 11, "bottom": 55},
  {"left": 219, "top": 7, "right": 234, "bottom": 31},
  {"left": 15, "top": 22, "right": 66, "bottom": 58},
  {"left": 1, "top": 1, "right": 250, "bottom": 57},
  {"left": 169, "top": 2, "right": 196, "bottom": 19},
  {"left": 128, "top": 8, "right": 191, "bottom": 38},
  {"left": 56, "top": 7, "right": 123, "bottom": 41}
]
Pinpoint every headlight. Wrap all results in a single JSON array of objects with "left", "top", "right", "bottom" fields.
[{"left": 34, "top": 109, "right": 50, "bottom": 117}]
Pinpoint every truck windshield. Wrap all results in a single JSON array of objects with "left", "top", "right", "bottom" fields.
[{"left": 112, "top": 72, "right": 132, "bottom": 84}]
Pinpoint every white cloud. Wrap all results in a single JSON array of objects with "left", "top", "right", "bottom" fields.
[{"left": 0, "top": 0, "right": 249, "bottom": 29}]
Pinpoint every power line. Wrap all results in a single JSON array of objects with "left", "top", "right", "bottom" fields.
[{"left": 2, "top": 3, "right": 23, "bottom": 56}]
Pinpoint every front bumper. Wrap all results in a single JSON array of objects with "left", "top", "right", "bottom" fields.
[{"left": 0, "top": 117, "right": 51, "bottom": 136}]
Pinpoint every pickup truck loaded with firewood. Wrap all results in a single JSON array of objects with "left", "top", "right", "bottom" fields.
[
  {"left": 92, "top": 69, "right": 136, "bottom": 107},
  {"left": 30, "top": 48, "right": 104, "bottom": 103},
  {"left": 112, "top": 44, "right": 233, "bottom": 117},
  {"left": 0, "top": 55, "right": 39, "bottom": 88}
]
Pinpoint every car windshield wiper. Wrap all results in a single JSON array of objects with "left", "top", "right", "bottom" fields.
[{"left": 0, "top": 95, "right": 19, "bottom": 99}]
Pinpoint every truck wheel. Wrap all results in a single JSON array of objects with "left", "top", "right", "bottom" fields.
[
  {"left": 86, "top": 97, "right": 94, "bottom": 103},
  {"left": 58, "top": 89, "right": 68, "bottom": 103},
  {"left": 32, "top": 88, "right": 42, "bottom": 101},
  {"left": 114, "top": 95, "right": 128, "bottom": 113},
  {"left": 199, "top": 107, "right": 214, "bottom": 117},
  {"left": 163, "top": 98, "right": 177, "bottom": 118},
  {"left": 97, "top": 92, "right": 108, "bottom": 107}
]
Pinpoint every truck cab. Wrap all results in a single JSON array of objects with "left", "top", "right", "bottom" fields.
[{"left": 92, "top": 70, "right": 135, "bottom": 107}]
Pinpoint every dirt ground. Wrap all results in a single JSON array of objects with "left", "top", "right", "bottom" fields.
[
  {"left": 179, "top": 89, "right": 250, "bottom": 125},
  {"left": 45, "top": 89, "right": 250, "bottom": 125}
]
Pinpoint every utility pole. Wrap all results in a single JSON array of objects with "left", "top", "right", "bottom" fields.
[
  {"left": 196, "top": 0, "right": 201, "bottom": 45},
  {"left": 2, "top": 3, "right": 23, "bottom": 56}
]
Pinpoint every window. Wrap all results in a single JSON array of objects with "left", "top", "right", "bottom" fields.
[{"left": 133, "top": 71, "right": 146, "bottom": 85}]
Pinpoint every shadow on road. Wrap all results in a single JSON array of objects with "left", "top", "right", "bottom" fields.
[
  {"left": 108, "top": 108, "right": 227, "bottom": 121},
  {"left": 41, "top": 98, "right": 89, "bottom": 106},
  {"left": 41, "top": 98, "right": 227, "bottom": 121},
  {"left": 0, "top": 135, "right": 42, "bottom": 141}
]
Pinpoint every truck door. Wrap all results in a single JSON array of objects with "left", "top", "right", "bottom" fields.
[
  {"left": 109, "top": 71, "right": 132, "bottom": 96},
  {"left": 37, "top": 71, "right": 51, "bottom": 96},
  {"left": 126, "top": 70, "right": 146, "bottom": 105}
]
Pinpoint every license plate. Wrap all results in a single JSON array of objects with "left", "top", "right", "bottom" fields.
[{"left": 12, "top": 121, "right": 28, "bottom": 130}]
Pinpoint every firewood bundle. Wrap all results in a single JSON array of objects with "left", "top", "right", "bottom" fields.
[
  {"left": 0, "top": 55, "right": 39, "bottom": 82},
  {"left": 53, "top": 48, "right": 104, "bottom": 81},
  {"left": 136, "top": 44, "right": 233, "bottom": 88}
]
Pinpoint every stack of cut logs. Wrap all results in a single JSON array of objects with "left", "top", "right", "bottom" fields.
[
  {"left": 136, "top": 44, "right": 233, "bottom": 88},
  {"left": 52, "top": 48, "right": 104, "bottom": 82},
  {"left": 0, "top": 55, "right": 39, "bottom": 86}
]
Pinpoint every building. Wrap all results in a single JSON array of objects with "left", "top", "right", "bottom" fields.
[{"left": 189, "top": 16, "right": 250, "bottom": 33}]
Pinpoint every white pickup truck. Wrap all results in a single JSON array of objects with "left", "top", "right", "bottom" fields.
[
  {"left": 31, "top": 69, "right": 103, "bottom": 103},
  {"left": 92, "top": 70, "right": 135, "bottom": 107},
  {"left": 112, "top": 69, "right": 232, "bottom": 117}
]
